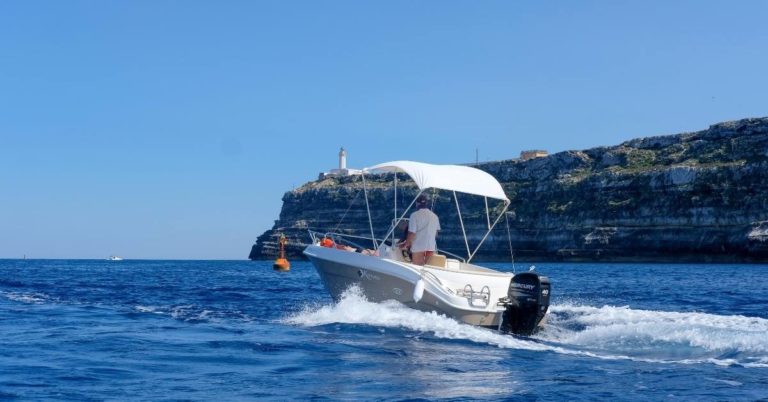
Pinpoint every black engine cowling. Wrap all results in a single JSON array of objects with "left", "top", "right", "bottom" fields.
[{"left": 500, "top": 272, "right": 550, "bottom": 336}]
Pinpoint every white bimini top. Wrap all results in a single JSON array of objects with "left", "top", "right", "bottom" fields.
[{"left": 364, "top": 160, "right": 509, "bottom": 202}]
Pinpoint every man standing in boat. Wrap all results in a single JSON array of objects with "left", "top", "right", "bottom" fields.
[{"left": 401, "top": 194, "right": 441, "bottom": 265}]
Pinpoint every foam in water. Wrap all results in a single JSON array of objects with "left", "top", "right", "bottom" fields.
[
  {"left": 543, "top": 304, "right": 768, "bottom": 354},
  {"left": 283, "top": 286, "right": 547, "bottom": 350},
  {"left": 133, "top": 304, "right": 253, "bottom": 323},
  {"left": 1, "top": 291, "right": 53, "bottom": 304},
  {"left": 284, "top": 286, "right": 768, "bottom": 368}
]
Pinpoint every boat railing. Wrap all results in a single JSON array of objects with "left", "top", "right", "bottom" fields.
[
  {"left": 307, "top": 229, "right": 466, "bottom": 263},
  {"left": 456, "top": 284, "right": 491, "bottom": 307},
  {"left": 307, "top": 230, "right": 370, "bottom": 251}
]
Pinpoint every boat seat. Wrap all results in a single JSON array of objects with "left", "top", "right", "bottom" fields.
[
  {"left": 426, "top": 254, "right": 446, "bottom": 268},
  {"left": 445, "top": 259, "right": 461, "bottom": 271}
]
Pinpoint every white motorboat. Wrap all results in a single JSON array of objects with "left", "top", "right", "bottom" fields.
[
  {"left": 304, "top": 161, "right": 550, "bottom": 335},
  {"left": 107, "top": 255, "right": 123, "bottom": 261}
]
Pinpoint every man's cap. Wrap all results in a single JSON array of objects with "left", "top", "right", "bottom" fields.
[{"left": 416, "top": 195, "right": 429, "bottom": 205}]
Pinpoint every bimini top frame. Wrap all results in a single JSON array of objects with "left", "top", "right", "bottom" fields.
[{"left": 361, "top": 160, "right": 510, "bottom": 263}]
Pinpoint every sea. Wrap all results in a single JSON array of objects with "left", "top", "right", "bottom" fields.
[{"left": 1, "top": 259, "right": 767, "bottom": 401}]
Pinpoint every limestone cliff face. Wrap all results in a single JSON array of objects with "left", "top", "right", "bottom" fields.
[{"left": 250, "top": 117, "right": 768, "bottom": 262}]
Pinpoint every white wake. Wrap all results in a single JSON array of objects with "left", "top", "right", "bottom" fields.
[{"left": 284, "top": 286, "right": 768, "bottom": 368}]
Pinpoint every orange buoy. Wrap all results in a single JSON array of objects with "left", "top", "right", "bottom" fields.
[
  {"left": 273, "top": 233, "right": 290, "bottom": 271},
  {"left": 273, "top": 258, "right": 290, "bottom": 271}
]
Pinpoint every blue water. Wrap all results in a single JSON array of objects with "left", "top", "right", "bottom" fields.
[{"left": 1, "top": 260, "right": 767, "bottom": 401}]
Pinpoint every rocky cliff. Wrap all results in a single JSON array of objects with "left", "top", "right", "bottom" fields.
[{"left": 250, "top": 117, "right": 768, "bottom": 262}]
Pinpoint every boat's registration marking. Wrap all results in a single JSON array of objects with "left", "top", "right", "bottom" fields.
[{"left": 357, "top": 269, "right": 381, "bottom": 281}]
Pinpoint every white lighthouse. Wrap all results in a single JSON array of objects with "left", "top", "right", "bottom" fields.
[
  {"left": 319, "top": 146, "right": 361, "bottom": 179},
  {"left": 339, "top": 147, "right": 347, "bottom": 169}
]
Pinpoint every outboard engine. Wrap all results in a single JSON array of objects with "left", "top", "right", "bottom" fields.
[{"left": 500, "top": 272, "right": 550, "bottom": 336}]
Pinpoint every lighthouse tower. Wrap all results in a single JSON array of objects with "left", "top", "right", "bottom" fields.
[
  {"left": 319, "top": 146, "right": 360, "bottom": 179},
  {"left": 339, "top": 147, "right": 347, "bottom": 170}
]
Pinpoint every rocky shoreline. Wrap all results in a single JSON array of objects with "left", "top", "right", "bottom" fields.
[{"left": 250, "top": 117, "right": 768, "bottom": 262}]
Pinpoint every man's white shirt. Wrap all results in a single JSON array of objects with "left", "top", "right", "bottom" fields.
[{"left": 408, "top": 208, "right": 441, "bottom": 252}]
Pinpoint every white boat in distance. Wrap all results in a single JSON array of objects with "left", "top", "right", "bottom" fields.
[
  {"left": 304, "top": 161, "right": 550, "bottom": 335},
  {"left": 107, "top": 255, "right": 123, "bottom": 261}
]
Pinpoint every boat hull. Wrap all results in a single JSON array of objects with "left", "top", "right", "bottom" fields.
[{"left": 304, "top": 245, "right": 504, "bottom": 328}]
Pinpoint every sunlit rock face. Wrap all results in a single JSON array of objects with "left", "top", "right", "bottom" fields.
[{"left": 250, "top": 117, "right": 768, "bottom": 262}]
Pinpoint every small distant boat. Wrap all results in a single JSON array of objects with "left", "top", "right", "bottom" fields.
[{"left": 107, "top": 255, "right": 124, "bottom": 261}]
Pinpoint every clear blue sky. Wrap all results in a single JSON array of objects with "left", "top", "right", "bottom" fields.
[{"left": 1, "top": 1, "right": 766, "bottom": 259}]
